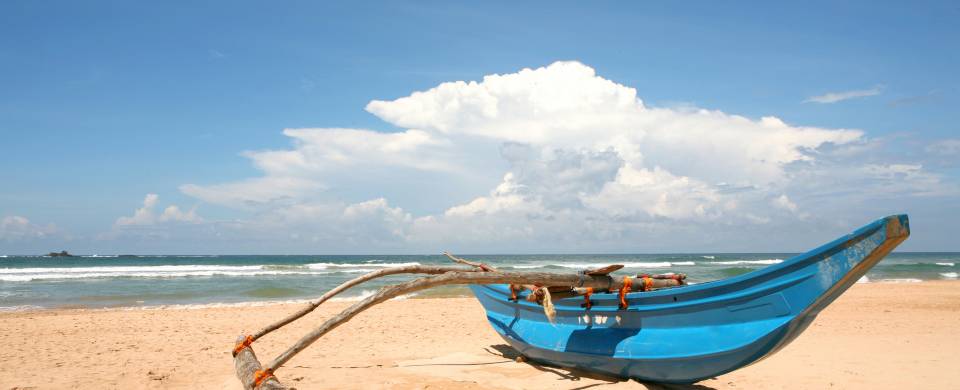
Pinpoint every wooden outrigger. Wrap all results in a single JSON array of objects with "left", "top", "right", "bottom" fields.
[{"left": 233, "top": 215, "right": 909, "bottom": 388}]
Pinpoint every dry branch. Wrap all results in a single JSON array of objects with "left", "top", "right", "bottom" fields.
[
  {"left": 249, "top": 264, "right": 482, "bottom": 341},
  {"left": 234, "top": 335, "right": 286, "bottom": 390},
  {"left": 263, "top": 270, "right": 633, "bottom": 372},
  {"left": 234, "top": 255, "right": 688, "bottom": 388},
  {"left": 443, "top": 251, "right": 499, "bottom": 272}
]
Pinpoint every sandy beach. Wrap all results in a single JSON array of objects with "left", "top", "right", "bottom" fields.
[{"left": 1, "top": 281, "right": 957, "bottom": 389}]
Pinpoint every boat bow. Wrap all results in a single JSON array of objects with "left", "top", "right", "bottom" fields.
[{"left": 470, "top": 214, "right": 910, "bottom": 383}]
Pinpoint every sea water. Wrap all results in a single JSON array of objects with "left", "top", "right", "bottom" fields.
[{"left": 0, "top": 252, "right": 957, "bottom": 311}]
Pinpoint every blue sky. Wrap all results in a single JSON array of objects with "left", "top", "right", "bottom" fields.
[{"left": 1, "top": 1, "right": 958, "bottom": 254}]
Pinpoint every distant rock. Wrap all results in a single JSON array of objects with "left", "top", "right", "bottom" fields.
[{"left": 47, "top": 250, "right": 74, "bottom": 257}]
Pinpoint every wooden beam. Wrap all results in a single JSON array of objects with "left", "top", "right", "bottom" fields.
[
  {"left": 249, "top": 265, "right": 481, "bottom": 341},
  {"left": 262, "top": 271, "right": 634, "bottom": 372},
  {"left": 234, "top": 335, "right": 286, "bottom": 390},
  {"left": 233, "top": 262, "right": 688, "bottom": 388}
]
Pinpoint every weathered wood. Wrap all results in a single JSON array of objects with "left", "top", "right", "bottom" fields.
[
  {"left": 262, "top": 270, "right": 640, "bottom": 373},
  {"left": 234, "top": 335, "right": 286, "bottom": 390},
  {"left": 569, "top": 278, "right": 683, "bottom": 294},
  {"left": 249, "top": 265, "right": 481, "bottom": 341},
  {"left": 586, "top": 264, "right": 624, "bottom": 275},
  {"left": 443, "top": 252, "right": 498, "bottom": 271},
  {"left": 234, "top": 255, "right": 690, "bottom": 388},
  {"left": 444, "top": 252, "right": 558, "bottom": 302}
]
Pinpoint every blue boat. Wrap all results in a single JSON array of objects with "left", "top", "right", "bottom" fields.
[{"left": 469, "top": 214, "right": 910, "bottom": 384}]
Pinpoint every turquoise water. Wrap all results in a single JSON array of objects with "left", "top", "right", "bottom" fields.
[{"left": 0, "top": 252, "right": 956, "bottom": 310}]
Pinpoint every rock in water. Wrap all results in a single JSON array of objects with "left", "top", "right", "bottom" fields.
[{"left": 47, "top": 250, "right": 74, "bottom": 257}]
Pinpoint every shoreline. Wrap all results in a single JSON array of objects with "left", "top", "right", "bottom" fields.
[
  {"left": 1, "top": 281, "right": 958, "bottom": 389},
  {"left": 2, "top": 278, "right": 957, "bottom": 313},
  {"left": 3, "top": 253, "right": 956, "bottom": 311}
]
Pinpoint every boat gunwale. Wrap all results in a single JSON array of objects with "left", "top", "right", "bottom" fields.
[{"left": 480, "top": 215, "right": 904, "bottom": 308}]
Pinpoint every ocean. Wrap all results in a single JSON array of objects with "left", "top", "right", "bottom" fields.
[{"left": 1, "top": 252, "right": 957, "bottom": 311}]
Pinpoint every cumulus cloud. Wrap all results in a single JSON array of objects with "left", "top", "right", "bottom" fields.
[
  {"left": 168, "top": 62, "right": 947, "bottom": 251},
  {"left": 115, "top": 194, "right": 202, "bottom": 226},
  {"left": 0, "top": 216, "right": 58, "bottom": 241},
  {"left": 804, "top": 85, "right": 884, "bottom": 104}
]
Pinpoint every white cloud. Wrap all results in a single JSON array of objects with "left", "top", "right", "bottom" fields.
[
  {"left": 115, "top": 194, "right": 159, "bottom": 226},
  {"left": 160, "top": 62, "right": 947, "bottom": 251},
  {"left": 159, "top": 205, "right": 202, "bottom": 223},
  {"left": 115, "top": 194, "right": 202, "bottom": 226},
  {"left": 248, "top": 128, "right": 456, "bottom": 174},
  {"left": 772, "top": 194, "right": 799, "bottom": 213},
  {"left": 926, "top": 139, "right": 960, "bottom": 156},
  {"left": 804, "top": 85, "right": 884, "bottom": 104},
  {"left": 181, "top": 177, "right": 324, "bottom": 210},
  {"left": 0, "top": 216, "right": 58, "bottom": 241}
]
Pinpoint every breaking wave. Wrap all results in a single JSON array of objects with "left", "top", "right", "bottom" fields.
[
  {"left": 708, "top": 259, "right": 783, "bottom": 265},
  {"left": 877, "top": 278, "right": 923, "bottom": 283},
  {"left": 305, "top": 262, "right": 420, "bottom": 269},
  {"left": 549, "top": 262, "right": 697, "bottom": 269},
  {"left": 0, "top": 262, "right": 421, "bottom": 282}
]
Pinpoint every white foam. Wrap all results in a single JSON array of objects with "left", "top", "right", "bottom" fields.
[
  {"left": 511, "top": 261, "right": 698, "bottom": 269},
  {"left": 709, "top": 259, "right": 783, "bottom": 265},
  {"left": 306, "top": 262, "right": 421, "bottom": 269},
  {"left": 555, "top": 262, "right": 681, "bottom": 269},
  {"left": 0, "top": 261, "right": 426, "bottom": 281},
  {"left": 936, "top": 262, "right": 955, "bottom": 267},
  {"left": 621, "top": 262, "right": 676, "bottom": 268},
  {"left": 0, "top": 294, "right": 391, "bottom": 312},
  {"left": 152, "top": 255, "right": 218, "bottom": 258},
  {"left": 877, "top": 278, "right": 923, "bottom": 283},
  {"left": 120, "top": 290, "right": 416, "bottom": 311},
  {"left": 0, "top": 305, "right": 45, "bottom": 312},
  {"left": 0, "top": 264, "right": 338, "bottom": 282},
  {"left": 940, "top": 272, "right": 958, "bottom": 279},
  {"left": 701, "top": 255, "right": 716, "bottom": 259},
  {"left": 331, "top": 289, "right": 376, "bottom": 302},
  {"left": 0, "top": 271, "right": 331, "bottom": 282},
  {"left": 856, "top": 276, "right": 870, "bottom": 284},
  {"left": 0, "top": 265, "right": 264, "bottom": 274},
  {"left": 120, "top": 299, "right": 314, "bottom": 311}
]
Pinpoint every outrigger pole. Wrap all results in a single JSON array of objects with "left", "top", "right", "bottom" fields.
[{"left": 232, "top": 253, "right": 684, "bottom": 389}]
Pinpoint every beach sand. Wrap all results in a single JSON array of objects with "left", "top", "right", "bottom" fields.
[{"left": 1, "top": 281, "right": 957, "bottom": 389}]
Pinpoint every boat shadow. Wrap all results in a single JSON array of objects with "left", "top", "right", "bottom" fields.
[{"left": 484, "top": 344, "right": 718, "bottom": 390}]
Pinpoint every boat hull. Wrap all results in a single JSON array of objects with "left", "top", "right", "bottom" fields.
[{"left": 469, "top": 215, "right": 910, "bottom": 383}]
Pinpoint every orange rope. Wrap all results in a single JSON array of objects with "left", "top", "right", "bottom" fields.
[
  {"left": 232, "top": 335, "right": 254, "bottom": 357},
  {"left": 253, "top": 368, "right": 274, "bottom": 388},
  {"left": 582, "top": 287, "right": 594, "bottom": 310},
  {"left": 642, "top": 276, "right": 654, "bottom": 291},
  {"left": 618, "top": 277, "right": 632, "bottom": 310},
  {"left": 508, "top": 284, "right": 520, "bottom": 301}
]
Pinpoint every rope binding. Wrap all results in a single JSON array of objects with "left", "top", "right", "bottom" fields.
[{"left": 233, "top": 335, "right": 254, "bottom": 357}]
